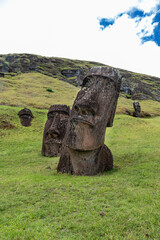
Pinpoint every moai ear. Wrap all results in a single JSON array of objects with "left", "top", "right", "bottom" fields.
[
  {"left": 107, "top": 74, "right": 122, "bottom": 127},
  {"left": 106, "top": 92, "right": 119, "bottom": 127},
  {"left": 106, "top": 101, "right": 117, "bottom": 127}
]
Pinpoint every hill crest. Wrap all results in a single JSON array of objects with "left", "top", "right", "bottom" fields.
[{"left": 0, "top": 53, "right": 160, "bottom": 102}]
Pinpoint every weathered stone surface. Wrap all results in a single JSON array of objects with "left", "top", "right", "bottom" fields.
[
  {"left": 57, "top": 145, "right": 113, "bottom": 175},
  {"left": 68, "top": 144, "right": 113, "bottom": 175},
  {"left": 42, "top": 105, "right": 70, "bottom": 157},
  {"left": 60, "top": 68, "right": 84, "bottom": 86},
  {"left": 18, "top": 108, "right": 34, "bottom": 127},
  {"left": 58, "top": 66, "right": 121, "bottom": 175},
  {"left": 133, "top": 101, "right": 141, "bottom": 117},
  {"left": 0, "top": 58, "right": 9, "bottom": 73},
  {"left": 57, "top": 146, "right": 73, "bottom": 174}
]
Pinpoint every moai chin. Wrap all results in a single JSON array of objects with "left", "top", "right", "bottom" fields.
[
  {"left": 18, "top": 108, "right": 34, "bottom": 127},
  {"left": 58, "top": 67, "right": 122, "bottom": 175},
  {"left": 133, "top": 101, "right": 141, "bottom": 117},
  {"left": 42, "top": 105, "right": 70, "bottom": 157}
]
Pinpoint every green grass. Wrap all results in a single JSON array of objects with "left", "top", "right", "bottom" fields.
[
  {"left": 0, "top": 71, "right": 160, "bottom": 239},
  {"left": 0, "top": 105, "right": 160, "bottom": 239},
  {"left": 0, "top": 73, "right": 79, "bottom": 109},
  {"left": 1, "top": 73, "right": 160, "bottom": 116}
]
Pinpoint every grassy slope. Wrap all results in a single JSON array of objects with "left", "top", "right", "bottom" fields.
[
  {"left": 117, "top": 96, "right": 160, "bottom": 116},
  {"left": 1, "top": 53, "right": 160, "bottom": 102},
  {"left": 0, "top": 106, "right": 160, "bottom": 239},
  {"left": 0, "top": 72, "right": 160, "bottom": 239},
  {"left": 0, "top": 72, "right": 160, "bottom": 115},
  {"left": 0, "top": 73, "right": 79, "bottom": 109}
]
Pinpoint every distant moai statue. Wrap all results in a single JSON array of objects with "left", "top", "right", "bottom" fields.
[
  {"left": 18, "top": 108, "right": 34, "bottom": 127},
  {"left": 42, "top": 105, "right": 70, "bottom": 157},
  {"left": 57, "top": 67, "right": 122, "bottom": 175},
  {"left": 133, "top": 101, "right": 141, "bottom": 117}
]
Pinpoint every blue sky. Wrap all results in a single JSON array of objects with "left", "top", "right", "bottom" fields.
[
  {"left": 99, "top": 3, "right": 160, "bottom": 46},
  {"left": 0, "top": 0, "right": 160, "bottom": 77}
]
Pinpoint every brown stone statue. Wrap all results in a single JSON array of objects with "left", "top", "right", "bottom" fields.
[
  {"left": 18, "top": 108, "right": 34, "bottom": 127},
  {"left": 42, "top": 105, "right": 70, "bottom": 157},
  {"left": 133, "top": 101, "right": 141, "bottom": 117},
  {"left": 57, "top": 67, "right": 122, "bottom": 175}
]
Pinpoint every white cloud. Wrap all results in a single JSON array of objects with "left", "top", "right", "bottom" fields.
[
  {"left": 136, "top": 14, "right": 156, "bottom": 37},
  {"left": 0, "top": 0, "right": 160, "bottom": 77},
  {"left": 137, "top": 0, "right": 159, "bottom": 12}
]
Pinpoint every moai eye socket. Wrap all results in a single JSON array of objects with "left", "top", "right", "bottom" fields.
[
  {"left": 83, "top": 76, "right": 95, "bottom": 88},
  {"left": 59, "top": 112, "right": 69, "bottom": 121},
  {"left": 47, "top": 112, "right": 56, "bottom": 119},
  {"left": 74, "top": 105, "right": 80, "bottom": 113}
]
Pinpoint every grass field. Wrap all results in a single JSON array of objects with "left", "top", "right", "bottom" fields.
[
  {"left": 0, "top": 104, "right": 160, "bottom": 240},
  {"left": 0, "top": 73, "right": 160, "bottom": 239}
]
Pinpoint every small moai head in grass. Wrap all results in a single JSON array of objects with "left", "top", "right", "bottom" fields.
[
  {"left": 18, "top": 108, "right": 34, "bottom": 127},
  {"left": 133, "top": 101, "right": 141, "bottom": 117},
  {"left": 61, "top": 66, "right": 121, "bottom": 175},
  {"left": 42, "top": 104, "right": 70, "bottom": 157}
]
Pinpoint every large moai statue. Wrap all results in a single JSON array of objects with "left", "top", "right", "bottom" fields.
[
  {"left": 18, "top": 108, "right": 34, "bottom": 127},
  {"left": 57, "top": 67, "right": 122, "bottom": 175},
  {"left": 133, "top": 101, "right": 141, "bottom": 117},
  {"left": 42, "top": 105, "right": 70, "bottom": 157}
]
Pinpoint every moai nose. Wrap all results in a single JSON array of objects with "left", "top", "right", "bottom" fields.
[{"left": 48, "top": 113, "right": 60, "bottom": 137}]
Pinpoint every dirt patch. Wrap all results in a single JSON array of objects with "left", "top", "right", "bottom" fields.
[{"left": 0, "top": 120, "right": 15, "bottom": 129}]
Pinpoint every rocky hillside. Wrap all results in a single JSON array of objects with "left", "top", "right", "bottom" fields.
[{"left": 0, "top": 53, "right": 160, "bottom": 101}]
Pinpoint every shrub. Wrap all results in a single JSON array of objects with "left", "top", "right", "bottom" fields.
[
  {"left": 46, "top": 88, "right": 54, "bottom": 93},
  {"left": 125, "top": 93, "right": 131, "bottom": 99}
]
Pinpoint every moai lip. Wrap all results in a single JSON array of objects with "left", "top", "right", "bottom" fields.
[
  {"left": 58, "top": 67, "right": 122, "bottom": 175},
  {"left": 42, "top": 105, "right": 70, "bottom": 157},
  {"left": 18, "top": 108, "right": 34, "bottom": 127}
]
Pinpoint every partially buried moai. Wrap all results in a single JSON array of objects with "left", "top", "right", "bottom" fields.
[
  {"left": 57, "top": 67, "right": 122, "bottom": 175},
  {"left": 42, "top": 105, "right": 70, "bottom": 157},
  {"left": 18, "top": 108, "right": 34, "bottom": 127},
  {"left": 133, "top": 101, "right": 141, "bottom": 117}
]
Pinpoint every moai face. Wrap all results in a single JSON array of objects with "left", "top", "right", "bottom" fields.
[
  {"left": 64, "top": 67, "right": 121, "bottom": 151},
  {"left": 133, "top": 101, "right": 141, "bottom": 113},
  {"left": 133, "top": 101, "right": 141, "bottom": 117},
  {"left": 18, "top": 108, "right": 34, "bottom": 127},
  {"left": 42, "top": 105, "right": 70, "bottom": 157}
]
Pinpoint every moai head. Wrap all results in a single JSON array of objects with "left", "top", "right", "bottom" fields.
[
  {"left": 64, "top": 67, "right": 122, "bottom": 151},
  {"left": 18, "top": 108, "right": 34, "bottom": 127},
  {"left": 133, "top": 101, "right": 141, "bottom": 112},
  {"left": 42, "top": 105, "right": 70, "bottom": 157},
  {"left": 133, "top": 101, "right": 141, "bottom": 117}
]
